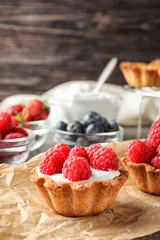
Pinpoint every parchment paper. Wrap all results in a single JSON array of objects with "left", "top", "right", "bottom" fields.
[{"left": 1, "top": 140, "right": 160, "bottom": 240}]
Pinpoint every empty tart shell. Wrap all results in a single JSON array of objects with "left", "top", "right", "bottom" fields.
[
  {"left": 121, "top": 154, "right": 160, "bottom": 195},
  {"left": 120, "top": 59, "right": 160, "bottom": 88},
  {"left": 30, "top": 167, "right": 128, "bottom": 217}
]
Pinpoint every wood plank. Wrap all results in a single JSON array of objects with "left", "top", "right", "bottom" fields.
[{"left": 0, "top": 0, "right": 159, "bottom": 101}]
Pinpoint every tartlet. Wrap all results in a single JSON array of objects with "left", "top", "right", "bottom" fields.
[
  {"left": 121, "top": 154, "right": 160, "bottom": 195},
  {"left": 120, "top": 59, "right": 160, "bottom": 88},
  {"left": 30, "top": 152, "right": 128, "bottom": 217}
]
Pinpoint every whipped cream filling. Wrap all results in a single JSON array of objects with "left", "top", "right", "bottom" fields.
[{"left": 36, "top": 167, "right": 120, "bottom": 185}]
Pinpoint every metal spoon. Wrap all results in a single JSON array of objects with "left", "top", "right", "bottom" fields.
[{"left": 93, "top": 57, "right": 118, "bottom": 94}]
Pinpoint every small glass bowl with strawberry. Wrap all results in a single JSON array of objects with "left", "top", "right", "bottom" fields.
[
  {"left": 7, "top": 99, "right": 50, "bottom": 151},
  {"left": 0, "top": 112, "right": 35, "bottom": 164}
]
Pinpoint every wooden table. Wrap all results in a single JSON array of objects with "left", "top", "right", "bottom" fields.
[{"left": 0, "top": 0, "right": 160, "bottom": 102}]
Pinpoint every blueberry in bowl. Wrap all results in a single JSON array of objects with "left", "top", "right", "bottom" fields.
[
  {"left": 66, "top": 121, "right": 84, "bottom": 133},
  {"left": 56, "top": 121, "right": 67, "bottom": 131},
  {"left": 108, "top": 120, "right": 119, "bottom": 132},
  {"left": 82, "top": 111, "right": 102, "bottom": 128},
  {"left": 53, "top": 111, "right": 123, "bottom": 147}
]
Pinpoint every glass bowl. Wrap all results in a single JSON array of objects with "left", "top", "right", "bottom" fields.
[
  {"left": 52, "top": 126, "right": 124, "bottom": 147},
  {"left": 0, "top": 128, "right": 35, "bottom": 164},
  {"left": 21, "top": 118, "right": 50, "bottom": 151}
]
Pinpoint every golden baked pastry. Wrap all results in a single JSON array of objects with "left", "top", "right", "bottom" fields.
[
  {"left": 31, "top": 166, "right": 128, "bottom": 216},
  {"left": 30, "top": 141, "right": 129, "bottom": 217},
  {"left": 149, "top": 59, "right": 160, "bottom": 68},
  {"left": 120, "top": 59, "right": 160, "bottom": 88},
  {"left": 121, "top": 154, "right": 160, "bottom": 195}
]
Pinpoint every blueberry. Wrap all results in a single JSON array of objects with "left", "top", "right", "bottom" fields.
[
  {"left": 78, "top": 118, "right": 86, "bottom": 127},
  {"left": 108, "top": 120, "right": 119, "bottom": 132},
  {"left": 82, "top": 111, "right": 102, "bottom": 128},
  {"left": 86, "top": 122, "right": 104, "bottom": 134},
  {"left": 56, "top": 121, "right": 67, "bottom": 131},
  {"left": 66, "top": 121, "right": 84, "bottom": 133},
  {"left": 76, "top": 136, "right": 88, "bottom": 146},
  {"left": 100, "top": 117, "right": 109, "bottom": 132}
]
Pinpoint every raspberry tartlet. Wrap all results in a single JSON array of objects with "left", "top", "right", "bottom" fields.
[
  {"left": 121, "top": 118, "right": 160, "bottom": 195},
  {"left": 30, "top": 143, "right": 128, "bottom": 216}
]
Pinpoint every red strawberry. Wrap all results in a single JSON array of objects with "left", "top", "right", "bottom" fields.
[
  {"left": 0, "top": 112, "right": 12, "bottom": 136},
  {"left": 21, "top": 107, "right": 32, "bottom": 121},
  {"left": 11, "top": 115, "right": 21, "bottom": 126},
  {"left": 4, "top": 132, "right": 25, "bottom": 140},
  {"left": 7, "top": 104, "right": 23, "bottom": 116},
  {"left": 11, "top": 126, "right": 28, "bottom": 136},
  {"left": 39, "top": 109, "right": 49, "bottom": 120},
  {"left": 26, "top": 99, "right": 43, "bottom": 118}
]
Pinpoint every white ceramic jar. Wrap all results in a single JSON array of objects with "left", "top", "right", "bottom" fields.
[{"left": 43, "top": 81, "right": 124, "bottom": 127}]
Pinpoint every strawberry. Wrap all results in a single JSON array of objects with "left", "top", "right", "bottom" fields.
[
  {"left": 4, "top": 132, "right": 25, "bottom": 140},
  {"left": 21, "top": 107, "right": 32, "bottom": 121},
  {"left": 11, "top": 115, "right": 21, "bottom": 126},
  {"left": 0, "top": 112, "right": 12, "bottom": 136},
  {"left": 11, "top": 126, "right": 28, "bottom": 136},
  {"left": 34, "top": 109, "right": 49, "bottom": 120},
  {"left": 7, "top": 104, "right": 23, "bottom": 116},
  {"left": 26, "top": 99, "right": 43, "bottom": 118}
]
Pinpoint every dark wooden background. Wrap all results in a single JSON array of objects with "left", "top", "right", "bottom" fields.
[{"left": 0, "top": 0, "right": 160, "bottom": 101}]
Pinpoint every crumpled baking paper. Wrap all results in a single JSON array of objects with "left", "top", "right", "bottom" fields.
[{"left": 1, "top": 140, "right": 160, "bottom": 240}]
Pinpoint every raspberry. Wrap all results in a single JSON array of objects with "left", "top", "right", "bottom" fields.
[
  {"left": 144, "top": 140, "right": 156, "bottom": 163},
  {"left": 62, "top": 156, "right": 92, "bottom": 181},
  {"left": 7, "top": 104, "right": 23, "bottom": 116},
  {"left": 90, "top": 147, "right": 119, "bottom": 171},
  {"left": 151, "top": 156, "right": 160, "bottom": 169},
  {"left": 0, "top": 112, "right": 12, "bottom": 136},
  {"left": 69, "top": 145, "right": 89, "bottom": 160},
  {"left": 148, "top": 119, "right": 160, "bottom": 148},
  {"left": 11, "top": 126, "right": 28, "bottom": 136},
  {"left": 87, "top": 144, "right": 101, "bottom": 162},
  {"left": 4, "top": 132, "right": 25, "bottom": 140},
  {"left": 127, "top": 140, "right": 148, "bottom": 163},
  {"left": 156, "top": 144, "right": 160, "bottom": 156},
  {"left": 54, "top": 143, "right": 71, "bottom": 159},
  {"left": 39, "top": 148, "right": 65, "bottom": 175}
]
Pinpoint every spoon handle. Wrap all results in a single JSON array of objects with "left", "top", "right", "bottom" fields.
[{"left": 93, "top": 57, "right": 118, "bottom": 93}]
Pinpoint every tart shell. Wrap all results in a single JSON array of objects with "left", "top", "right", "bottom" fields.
[
  {"left": 120, "top": 60, "right": 160, "bottom": 88},
  {"left": 121, "top": 155, "right": 160, "bottom": 195},
  {"left": 30, "top": 168, "right": 128, "bottom": 217}
]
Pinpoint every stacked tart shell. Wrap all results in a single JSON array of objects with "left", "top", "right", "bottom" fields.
[
  {"left": 31, "top": 166, "right": 128, "bottom": 217},
  {"left": 120, "top": 59, "right": 160, "bottom": 88}
]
